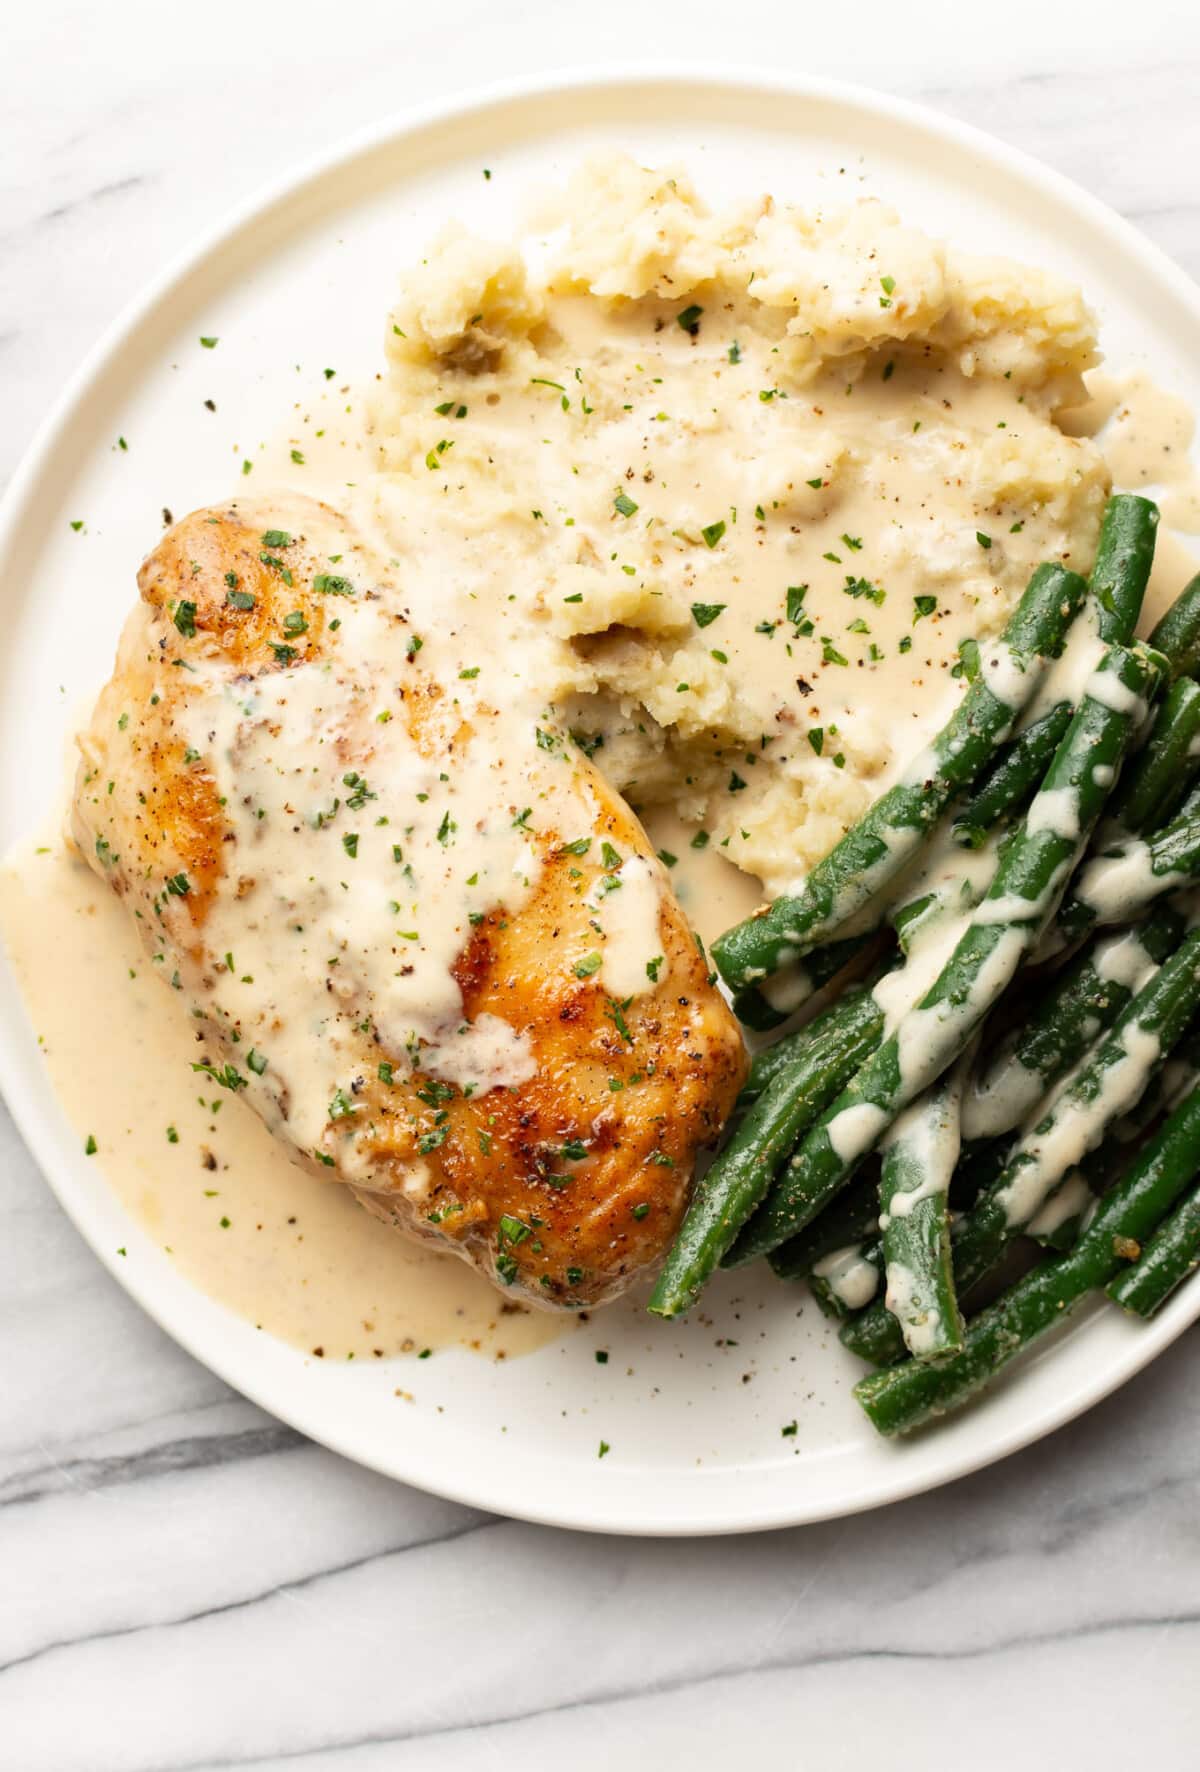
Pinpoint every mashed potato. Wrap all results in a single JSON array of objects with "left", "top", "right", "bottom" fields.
[{"left": 364, "top": 157, "right": 1108, "bottom": 897}]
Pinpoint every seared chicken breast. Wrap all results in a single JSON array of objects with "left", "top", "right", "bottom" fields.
[{"left": 72, "top": 498, "right": 746, "bottom": 1308}]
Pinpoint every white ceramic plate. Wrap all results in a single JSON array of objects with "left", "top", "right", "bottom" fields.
[{"left": 3, "top": 68, "right": 1199, "bottom": 1536}]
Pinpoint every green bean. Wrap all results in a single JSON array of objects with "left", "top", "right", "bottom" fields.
[
  {"left": 951, "top": 704, "right": 1072, "bottom": 850},
  {"left": 767, "top": 1167, "right": 881, "bottom": 1279},
  {"left": 1149, "top": 571, "right": 1200, "bottom": 682},
  {"left": 647, "top": 988, "right": 882, "bottom": 1319},
  {"left": 950, "top": 495, "right": 1160, "bottom": 850},
  {"left": 1090, "top": 493, "right": 1160, "bottom": 643},
  {"left": 733, "top": 933, "right": 875, "bottom": 1034},
  {"left": 878, "top": 1058, "right": 967, "bottom": 1358},
  {"left": 855, "top": 1083, "right": 1200, "bottom": 1435},
  {"left": 725, "top": 642, "right": 1163, "bottom": 1268},
  {"left": 1103, "top": 675, "right": 1200, "bottom": 838},
  {"left": 1106, "top": 1184, "right": 1200, "bottom": 1316},
  {"left": 711, "top": 563, "right": 1087, "bottom": 997}
]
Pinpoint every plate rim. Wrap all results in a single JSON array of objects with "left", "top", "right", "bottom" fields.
[{"left": 3, "top": 60, "right": 1199, "bottom": 1536}]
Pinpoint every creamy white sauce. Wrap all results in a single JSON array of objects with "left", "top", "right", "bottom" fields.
[
  {"left": 869, "top": 839, "right": 999, "bottom": 1036},
  {"left": 1096, "top": 923, "right": 1163, "bottom": 990},
  {"left": 1025, "top": 786, "right": 1081, "bottom": 843},
  {"left": 826, "top": 1100, "right": 891, "bottom": 1164},
  {"left": 884, "top": 1261, "right": 941, "bottom": 1357},
  {"left": 1081, "top": 667, "right": 1148, "bottom": 723},
  {"left": 893, "top": 924, "right": 1028, "bottom": 1097},
  {"left": 980, "top": 640, "right": 1037, "bottom": 710},
  {"left": 998, "top": 1019, "right": 1163, "bottom": 1227},
  {"left": 420, "top": 1014, "right": 538, "bottom": 1095},
  {"left": 1075, "top": 839, "right": 1170, "bottom": 925},
  {"left": 596, "top": 853, "right": 668, "bottom": 999},
  {"left": 812, "top": 1243, "right": 880, "bottom": 1310},
  {"left": 1028, "top": 1168, "right": 1093, "bottom": 1240},
  {"left": 878, "top": 1057, "right": 964, "bottom": 1227},
  {"left": 761, "top": 964, "right": 819, "bottom": 1017},
  {"left": 1016, "top": 598, "right": 1107, "bottom": 732}
]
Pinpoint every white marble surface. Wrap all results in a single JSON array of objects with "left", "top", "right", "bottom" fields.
[{"left": 4, "top": 4, "right": 1200, "bottom": 1764}]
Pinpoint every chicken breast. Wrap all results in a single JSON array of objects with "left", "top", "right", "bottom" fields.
[{"left": 72, "top": 497, "right": 746, "bottom": 1309}]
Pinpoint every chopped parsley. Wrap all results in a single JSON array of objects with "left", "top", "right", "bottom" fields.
[
  {"left": 844, "top": 575, "right": 886, "bottom": 606},
  {"left": 260, "top": 552, "right": 294, "bottom": 586},
  {"left": 691, "top": 602, "right": 726, "bottom": 629},
  {"left": 192, "top": 1061, "right": 247, "bottom": 1093}
]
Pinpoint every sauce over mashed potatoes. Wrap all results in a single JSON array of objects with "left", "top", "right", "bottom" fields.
[{"left": 364, "top": 154, "right": 1109, "bottom": 897}]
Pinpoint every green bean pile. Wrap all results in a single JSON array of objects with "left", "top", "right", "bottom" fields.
[{"left": 649, "top": 495, "right": 1200, "bottom": 1437}]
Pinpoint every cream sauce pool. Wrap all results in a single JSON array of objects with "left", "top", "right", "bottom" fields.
[{"left": 0, "top": 838, "right": 565, "bottom": 1362}]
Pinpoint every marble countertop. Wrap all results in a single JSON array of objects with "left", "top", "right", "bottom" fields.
[{"left": 4, "top": 4, "right": 1200, "bottom": 1765}]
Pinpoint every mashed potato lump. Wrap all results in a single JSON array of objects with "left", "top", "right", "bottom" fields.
[{"left": 363, "top": 156, "right": 1109, "bottom": 897}]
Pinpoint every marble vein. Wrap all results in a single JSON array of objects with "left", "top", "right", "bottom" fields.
[
  {"left": 0, "top": 1421, "right": 304, "bottom": 1509},
  {"left": 0, "top": 1516, "right": 498, "bottom": 1683}
]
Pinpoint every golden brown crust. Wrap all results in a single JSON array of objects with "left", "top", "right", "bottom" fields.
[{"left": 348, "top": 771, "right": 746, "bottom": 1305}]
